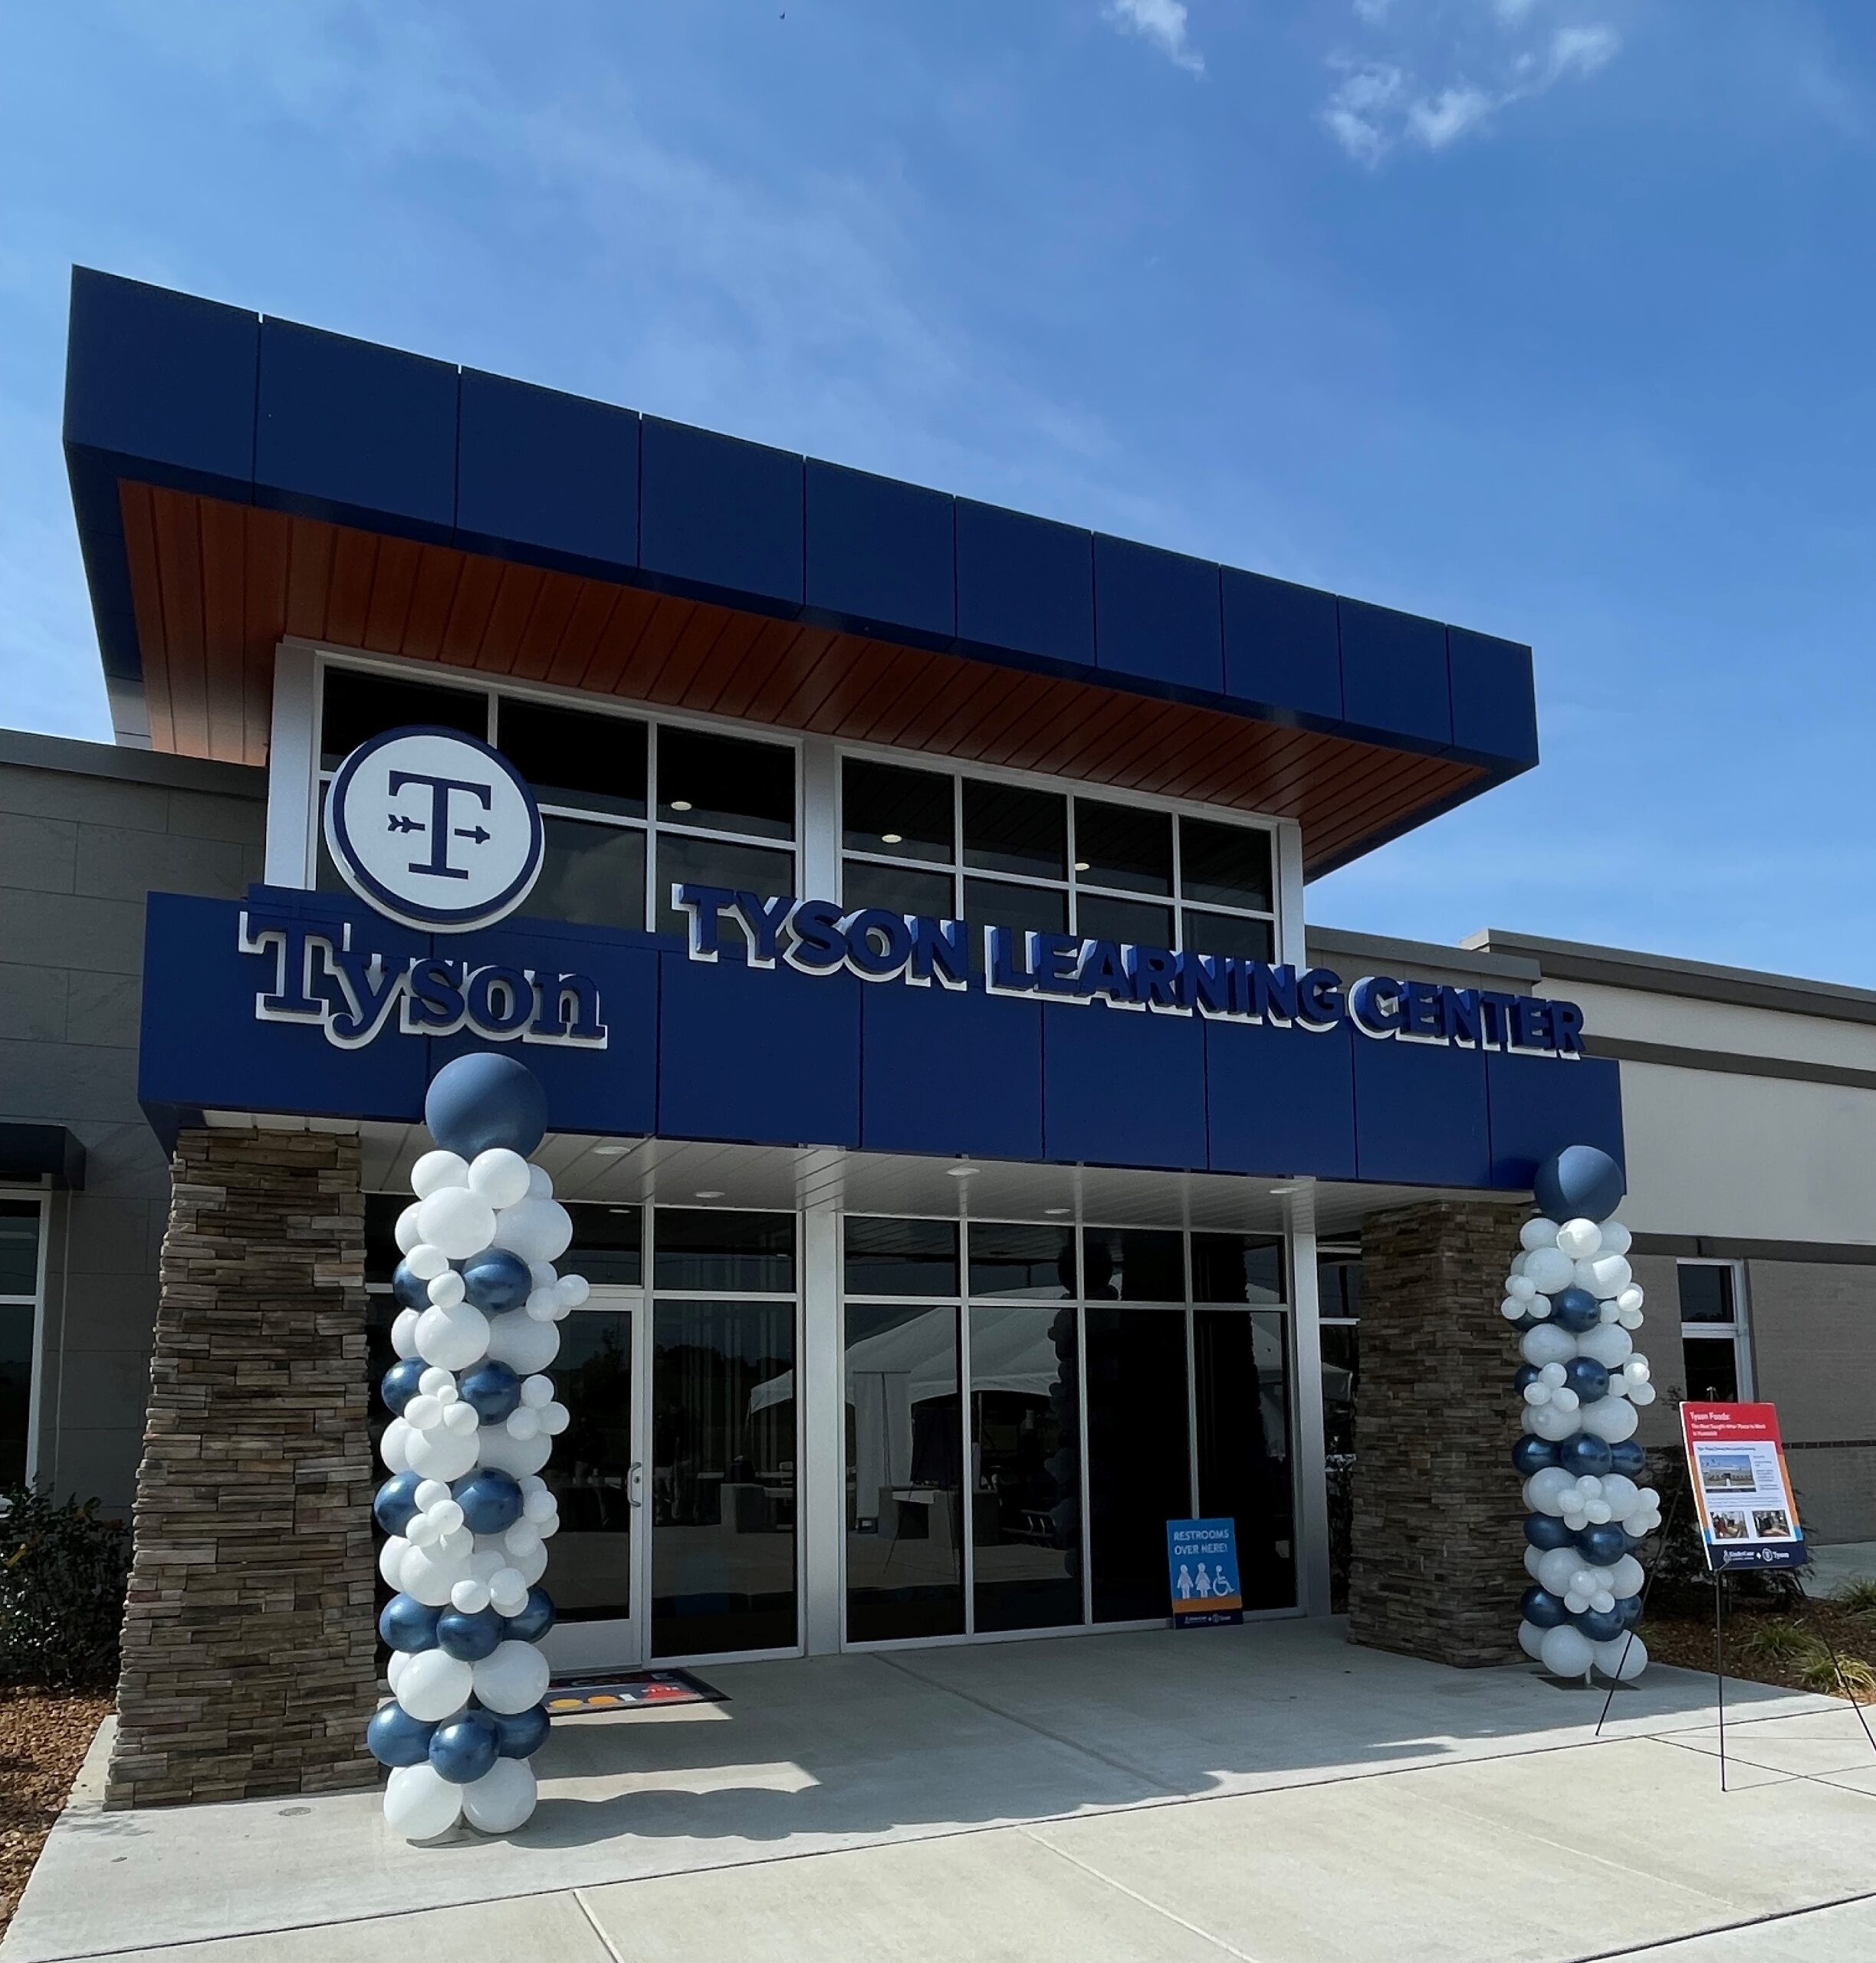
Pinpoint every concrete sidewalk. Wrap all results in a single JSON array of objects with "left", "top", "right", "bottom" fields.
[{"left": 8, "top": 1619, "right": 1876, "bottom": 1962}]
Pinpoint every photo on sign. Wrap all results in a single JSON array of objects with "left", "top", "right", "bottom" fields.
[
  {"left": 1711, "top": 1511, "right": 1749, "bottom": 1541},
  {"left": 1753, "top": 1509, "right": 1793, "bottom": 1539},
  {"left": 1697, "top": 1450, "right": 1756, "bottom": 1493}
]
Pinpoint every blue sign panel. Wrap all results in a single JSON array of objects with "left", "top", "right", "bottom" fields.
[{"left": 1168, "top": 1518, "right": 1244, "bottom": 1628}]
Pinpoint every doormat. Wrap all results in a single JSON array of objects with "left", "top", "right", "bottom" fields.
[{"left": 545, "top": 1669, "right": 728, "bottom": 1715}]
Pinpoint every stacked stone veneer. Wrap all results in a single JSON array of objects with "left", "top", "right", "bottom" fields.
[
  {"left": 1347, "top": 1197, "right": 1529, "bottom": 1669},
  {"left": 106, "top": 1128, "right": 379, "bottom": 1808}
]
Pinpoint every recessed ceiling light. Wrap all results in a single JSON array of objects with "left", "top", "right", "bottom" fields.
[
  {"left": 1045, "top": 1206, "right": 1069, "bottom": 1216},
  {"left": 670, "top": 800, "right": 692, "bottom": 813},
  {"left": 881, "top": 832, "right": 902, "bottom": 845},
  {"left": 593, "top": 1145, "right": 629, "bottom": 1156},
  {"left": 947, "top": 1166, "right": 979, "bottom": 1179},
  {"left": 1074, "top": 860, "right": 1090, "bottom": 873},
  {"left": 695, "top": 1189, "right": 725, "bottom": 1200}
]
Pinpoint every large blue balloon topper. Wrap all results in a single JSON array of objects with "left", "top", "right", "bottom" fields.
[
  {"left": 424, "top": 1051, "right": 549, "bottom": 1160},
  {"left": 1534, "top": 1144, "right": 1626, "bottom": 1226}
]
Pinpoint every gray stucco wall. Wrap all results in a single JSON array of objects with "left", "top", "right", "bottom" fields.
[{"left": 0, "top": 732, "right": 265, "bottom": 1514}]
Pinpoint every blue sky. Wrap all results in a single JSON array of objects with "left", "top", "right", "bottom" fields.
[{"left": 2, "top": 2, "right": 1871, "bottom": 978}]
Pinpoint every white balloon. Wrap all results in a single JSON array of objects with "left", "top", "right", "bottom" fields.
[
  {"left": 1551, "top": 1386, "right": 1579, "bottom": 1413},
  {"left": 400, "top": 1537, "right": 473, "bottom": 1607},
  {"left": 511, "top": 1539, "right": 549, "bottom": 1587},
  {"left": 391, "top": 1308, "right": 422, "bottom": 1360},
  {"left": 1520, "top": 1217, "right": 1560, "bottom": 1251},
  {"left": 452, "top": 1577, "right": 493, "bottom": 1614},
  {"left": 492, "top": 1196, "right": 573, "bottom": 1266},
  {"left": 1556, "top": 1218, "right": 1602, "bottom": 1260},
  {"left": 1539, "top": 1623, "right": 1595, "bottom": 1678},
  {"left": 397, "top": 1649, "right": 475, "bottom": 1723},
  {"left": 504, "top": 1522, "right": 544, "bottom": 1561},
  {"left": 1525, "top": 1468, "right": 1575, "bottom": 1514},
  {"left": 489, "top": 1569, "right": 529, "bottom": 1616},
  {"left": 1592, "top": 1634, "right": 1648, "bottom": 1681},
  {"left": 524, "top": 1289, "right": 560, "bottom": 1323},
  {"left": 379, "top": 1418, "right": 413, "bottom": 1474},
  {"left": 467, "top": 1148, "right": 534, "bottom": 1212},
  {"left": 1598, "top": 1475, "right": 1640, "bottom": 1519},
  {"left": 406, "top": 1242, "right": 449, "bottom": 1282},
  {"left": 428, "top": 1269, "right": 467, "bottom": 1309},
  {"left": 415, "top": 1476, "right": 451, "bottom": 1508},
  {"left": 485, "top": 1313, "right": 560, "bottom": 1376},
  {"left": 416, "top": 1302, "right": 491, "bottom": 1372},
  {"left": 462, "top": 1757, "right": 537, "bottom": 1834},
  {"left": 1530, "top": 1403, "right": 1579, "bottom": 1441},
  {"left": 1598, "top": 1220, "right": 1633, "bottom": 1257},
  {"left": 1520, "top": 1324, "right": 1576, "bottom": 1368},
  {"left": 1615, "top": 1284, "right": 1645, "bottom": 1315},
  {"left": 1524, "top": 1248, "right": 1575, "bottom": 1295},
  {"left": 528, "top": 1261, "right": 559, "bottom": 1291},
  {"left": 1631, "top": 1382, "right": 1658, "bottom": 1406},
  {"left": 406, "top": 1509, "right": 443, "bottom": 1548},
  {"left": 431, "top": 1498, "right": 465, "bottom": 1537},
  {"left": 1578, "top": 1397, "right": 1639, "bottom": 1443},
  {"left": 1610, "top": 1554, "right": 1645, "bottom": 1598},
  {"left": 1577, "top": 1324, "right": 1634, "bottom": 1368},
  {"left": 1500, "top": 1298, "right": 1526, "bottom": 1323},
  {"left": 475, "top": 1427, "right": 554, "bottom": 1478},
  {"left": 474, "top": 1639, "right": 551, "bottom": 1715},
  {"left": 556, "top": 1273, "right": 590, "bottom": 1308},
  {"left": 418, "top": 1188, "right": 499, "bottom": 1262},
  {"left": 443, "top": 1401, "right": 479, "bottom": 1435},
  {"left": 386, "top": 1649, "right": 412, "bottom": 1695},
  {"left": 1506, "top": 1274, "right": 1537, "bottom": 1302},
  {"left": 385, "top": 1761, "right": 465, "bottom": 1840},
  {"left": 1516, "top": 1619, "right": 1546, "bottom": 1661},
  {"left": 1536, "top": 1546, "right": 1580, "bottom": 1593},
  {"left": 378, "top": 1534, "right": 410, "bottom": 1589},
  {"left": 412, "top": 1149, "right": 471, "bottom": 1199},
  {"left": 405, "top": 1395, "right": 444, "bottom": 1434},
  {"left": 1575, "top": 1252, "right": 1633, "bottom": 1300},
  {"left": 1524, "top": 1545, "right": 1546, "bottom": 1580},
  {"left": 405, "top": 1422, "right": 481, "bottom": 1482},
  {"left": 506, "top": 1406, "right": 543, "bottom": 1442},
  {"left": 520, "top": 1375, "right": 554, "bottom": 1408},
  {"left": 394, "top": 1202, "right": 426, "bottom": 1254},
  {"left": 527, "top": 1164, "right": 554, "bottom": 1200}
]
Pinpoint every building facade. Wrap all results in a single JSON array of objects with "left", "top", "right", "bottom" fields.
[{"left": 1, "top": 268, "right": 1861, "bottom": 1803}]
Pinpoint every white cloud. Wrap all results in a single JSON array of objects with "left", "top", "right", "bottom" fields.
[
  {"left": 1322, "top": 3, "right": 1620, "bottom": 166},
  {"left": 1104, "top": 0, "right": 1204, "bottom": 75}
]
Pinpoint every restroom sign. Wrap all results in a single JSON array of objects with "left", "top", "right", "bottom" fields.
[
  {"left": 324, "top": 726, "right": 544, "bottom": 933},
  {"left": 1167, "top": 1517, "right": 1244, "bottom": 1627}
]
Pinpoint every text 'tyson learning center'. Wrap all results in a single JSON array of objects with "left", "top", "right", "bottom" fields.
[{"left": 18, "top": 266, "right": 1872, "bottom": 1810}]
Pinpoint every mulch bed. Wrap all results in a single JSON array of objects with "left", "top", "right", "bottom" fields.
[
  {"left": 0, "top": 1688, "right": 110, "bottom": 1938},
  {"left": 1643, "top": 1583, "right": 1876, "bottom": 1704}
]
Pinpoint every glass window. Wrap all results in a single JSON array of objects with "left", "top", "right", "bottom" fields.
[
  {"left": 1074, "top": 800, "right": 1172, "bottom": 896},
  {"left": 969, "top": 1223, "right": 1075, "bottom": 1301},
  {"left": 1191, "top": 1234, "right": 1285, "bottom": 1305},
  {"left": 655, "top": 837, "right": 796, "bottom": 939},
  {"left": 563, "top": 1205, "right": 645, "bottom": 1287},
  {"left": 1320, "top": 1323, "right": 1359, "bottom": 1458},
  {"left": 657, "top": 727, "right": 794, "bottom": 840},
  {"left": 1678, "top": 1265, "right": 1736, "bottom": 1324},
  {"left": 844, "top": 1218, "right": 960, "bottom": 1298},
  {"left": 962, "top": 877, "right": 1068, "bottom": 950},
  {"left": 1194, "top": 1310, "right": 1295, "bottom": 1610},
  {"left": 320, "top": 667, "right": 486, "bottom": 768},
  {"left": 1181, "top": 909, "right": 1275, "bottom": 963},
  {"left": 1317, "top": 1246, "right": 1362, "bottom": 1320},
  {"left": 971, "top": 1305, "right": 1083, "bottom": 1633},
  {"left": 1083, "top": 1228, "right": 1184, "bottom": 1303},
  {"left": 652, "top": 1299, "right": 797, "bottom": 1656},
  {"left": 1076, "top": 893, "right": 1175, "bottom": 949},
  {"left": 654, "top": 1210, "right": 796, "bottom": 1294},
  {"left": 1178, "top": 817, "right": 1273, "bottom": 912},
  {"left": 842, "top": 760, "right": 954, "bottom": 864},
  {"left": 844, "top": 1303, "right": 964, "bottom": 1641},
  {"left": 534, "top": 816, "right": 646, "bottom": 930},
  {"left": 843, "top": 861, "right": 955, "bottom": 921},
  {"left": 363, "top": 1195, "right": 403, "bottom": 1288},
  {"left": 962, "top": 780, "right": 1066, "bottom": 880},
  {"left": 0, "top": 1203, "right": 41, "bottom": 1297},
  {"left": 1681, "top": 1336, "right": 1740, "bottom": 1402},
  {"left": 498, "top": 700, "right": 647, "bottom": 819},
  {"left": 0, "top": 1305, "right": 29, "bottom": 1488},
  {"left": 544, "top": 1310, "right": 636, "bottom": 1620},
  {"left": 1086, "top": 1307, "right": 1190, "bottom": 1622}
]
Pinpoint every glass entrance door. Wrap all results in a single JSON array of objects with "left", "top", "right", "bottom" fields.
[{"left": 538, "top": 1291, "right": 646, "bottom": 1673}]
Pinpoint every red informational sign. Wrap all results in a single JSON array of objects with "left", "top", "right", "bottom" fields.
[{"left": 1680, "top": 1402, "right": 1807, "bottom": 1571}]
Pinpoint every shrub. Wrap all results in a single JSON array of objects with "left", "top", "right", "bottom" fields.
[
  {"left": 0, "top": 1487, "right": 131, "bottom": 1691},
  {"left": 1796, "top": 1647, "right": 1876, "bottom": 1699},
  {"left": 1832, "top": 1578, "right": 1876, "bottom": 1617},
  {"left": 1739, "top": 1619, "right": 1816, "bottom": 1666}
]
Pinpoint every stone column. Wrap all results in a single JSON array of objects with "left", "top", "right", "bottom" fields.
[
  {"left": 1347, "top": 1197, "right": 1528, "bottom": 1668},
  {"left": 106, "top": 1127, "right": 379, "bottom": 1808}
]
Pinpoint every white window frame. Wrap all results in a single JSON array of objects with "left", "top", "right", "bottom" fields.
[{"left": 1674, "top": 1257, "right": 1753, "bottom": 1402}]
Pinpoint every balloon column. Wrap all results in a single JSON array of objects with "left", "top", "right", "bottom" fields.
[
  {"left": 367, "top": 1054, "right": 584, "bottom": 1840},
  {"left": 1505, "top": 1146, "right": 1663, "bottom": 1683}
]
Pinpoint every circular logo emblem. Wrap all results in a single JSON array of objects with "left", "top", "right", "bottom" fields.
[{"left": 324, "top": 727, "right": 544, "bottom": 933}]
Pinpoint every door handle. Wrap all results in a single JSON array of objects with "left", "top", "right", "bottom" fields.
[{"left": 629, "top": 1461, "right": 645, "bottom": 1508}]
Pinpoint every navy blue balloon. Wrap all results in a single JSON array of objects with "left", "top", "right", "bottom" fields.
[
  {"left": 379, "top": 1593, "right": 441, "bottom": 1654},
  {"left": 391, "top": 1260, "right": 432, "bottom": 1313},
  {"left": 1558, "top": 1434, "right": 1614, "bottom": 1478},
  {"left": 366, "top": 1702, "right": 437, "bottom": 1767},
  {"left": 452, "top": 1468, "right": 524, "bottom": 1536},
  {"left": 462, "top": 1249, "right": 534, "bottom": 1317},
  {"left": 1534, "top": 1145, "right": 1626, "bottom": 1227},
  {"left": 504, "top": 1585, "right": 555, "bottom": 1644},
  {"left": 1575, "top": 1607, "right": 1626, "bottom": 1643},
  {"left": 1616, "top": 1592, "right": 1646, "bottom": 1627},
  {"left": 1513, "top": 1363, "right": 1540, "bottom": 1394},
  {"left": 458, "top": 1360, "right": 524, "bottom": 1424},
  {"left": 1576, "top": 1522, "right": 1628, "bottom": 1565},
  {"left": 1562, "top": 1356, "right": 1610, "bottom": 1403},
  {"left": 1608, "top": 1439, "right": 1648, "bottom": 1478},
  {"left": 373, "top": 1470, "right": 424, "bottom": 1537},
  {"left": 1520, "top": 1586, "right": 1569, "bottom": 1629},
  {"left": 487, "top": 1702, "right": 551, "bottom": 1759},
  {"left": 1550, "top": 1287, "right": 1601, "bottom": 1333},
  {"left": 1513, "top": 1436, "right": 1559, "bottom": 1475},
  {"left": 1524, "top": 1511, "right": 1575, "bottom": 1551},
  {"left": 380, "top": 1357, "right": 428, "bottom": 1417},
  {"left": 436, "top": 1606, "right": 505, "bottom": 1662},
  {"left": 424, "top": 1052, "right": 548, "bottom": 1160},
  {"left": 429, "top": 1711, "right": 501, "bottom": 1785}
]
